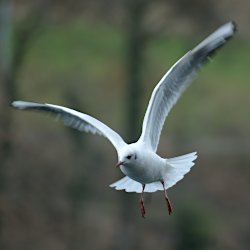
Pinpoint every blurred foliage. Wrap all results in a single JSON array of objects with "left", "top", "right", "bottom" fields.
[
  {"left": 19, "top": 22, "right": 250, "bottom": 139},
  {"left": 12, "top": 20, "right": 250, "bottom": 250},
  {"left": 175, "top": 202, "right": 215, "bottom": 250},
  {"left": 0, "top": 1, "right": 249, "bottom": 250}
]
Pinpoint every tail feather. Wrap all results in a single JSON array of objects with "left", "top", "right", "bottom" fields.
[
  {"left": 164, "top": 152, "right": 197, "bottom": 189},
  {"left": 110, "top": 151, "right": 197, "bottom": 193},
  {"left": 110, "top": 176, "right": 166, "bottom": 193},
  {"left": 110, "top": 176, "right": 142, "bottom": 193}
]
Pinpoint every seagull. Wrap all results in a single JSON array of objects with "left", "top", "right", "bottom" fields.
[{"left": 12, "top": 22, "right": 236, "bottom": 218}]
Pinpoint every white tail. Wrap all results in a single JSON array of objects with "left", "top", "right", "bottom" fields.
[
  {"left": 163, "top": 151, "right": 197, "bottom": 189},
  {"left": 110, "top": 152, "right": 197, "bottom": 193}
]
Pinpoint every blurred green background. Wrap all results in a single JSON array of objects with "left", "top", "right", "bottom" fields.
[{"left": 0, "top": 0, "right": 249, "bottom": 250}]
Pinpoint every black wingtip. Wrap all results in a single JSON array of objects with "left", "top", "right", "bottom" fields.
[
  {"left": 191, "top": 21, "right": 237, "bottom": 64},
  {"left": 231, "top": 21, "right": 238, "bottom": 33}
]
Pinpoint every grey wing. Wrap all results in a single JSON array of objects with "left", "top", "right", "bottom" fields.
[
  {"left": 139, "top": 22, "right": 236, "bottom": 152},
  {"left": 12, "top": 101, "right": 127, "bottom": 153}
]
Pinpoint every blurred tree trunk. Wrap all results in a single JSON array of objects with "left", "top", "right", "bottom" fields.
[
  {"left": 119, "top": 1, "right": 149, "bottom": 250},
  {"left": 0, "top": 0, "right": 53, "bottom": 178},
  {"left": 0, "top": 1, "right": 55, "bottom": 248},
  {"left": 0, "top": 1, "right": 12, "bottom": 248},
  {"left": 0, "top": 0, "right": 13, "bottom": 182}
]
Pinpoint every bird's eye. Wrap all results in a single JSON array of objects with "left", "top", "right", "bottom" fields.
[{"left": 126, "top": 155, "right": 132, "bottom": 160}]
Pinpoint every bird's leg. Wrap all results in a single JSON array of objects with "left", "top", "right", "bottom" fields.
[
  {"left": 161, "top": 180, "right": 173, "bottom": 215},
  {"left": 140, "top": 184, "right": 146, "bottom": 218}
]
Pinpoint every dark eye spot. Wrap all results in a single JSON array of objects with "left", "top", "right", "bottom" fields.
[{"left": 126, "top": 155, "right": 132, "bottom": 160}]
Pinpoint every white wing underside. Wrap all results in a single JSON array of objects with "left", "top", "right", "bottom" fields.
[
  {"left": 139, "top": 22, "right": 236, "bottom": 152},
  {"left": 12, "top": 22, "right": 235, "bottom": 195},
  {"left": 11, "top": 101, "right": 127, "bottom": 152}
]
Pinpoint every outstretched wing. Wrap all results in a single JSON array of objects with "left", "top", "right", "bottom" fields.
[
  {"left": 12, "top": 101, "right": 127, "bottom": 153},
  {"left": 139, "top": 22, "right": 236, "bottom": 152}
]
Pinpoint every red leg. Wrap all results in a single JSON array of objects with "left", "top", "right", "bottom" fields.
[
  {"left": 140, "top": 184, "right": 146, "bottom": 218},
  {"left": 161, "top": 180, "right": 173, "bottom": 215}
]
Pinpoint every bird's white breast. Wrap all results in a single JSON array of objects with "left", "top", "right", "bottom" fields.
[{"left": 120, "top": 145, "right": 166, "bottom": 184}]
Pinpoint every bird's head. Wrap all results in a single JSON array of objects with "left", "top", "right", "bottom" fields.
[{"left": 115, "top": 146, "right": 138, "bottom": 168}]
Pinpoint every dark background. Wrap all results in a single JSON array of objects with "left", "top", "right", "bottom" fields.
[{"left": 0, "top": 0, "right": 249, "bottom": 249}]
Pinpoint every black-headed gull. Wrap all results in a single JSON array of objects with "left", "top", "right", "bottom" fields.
[{"left": 12, "top": 22, "right": 236, "bottom": 218}]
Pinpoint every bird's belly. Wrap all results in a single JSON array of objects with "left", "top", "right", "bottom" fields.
[{"left": 120, "top": 163, "right": 163, "bottom": 184}]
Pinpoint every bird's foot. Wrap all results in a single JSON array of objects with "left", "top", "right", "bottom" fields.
[
  {"left": 161, "top": 180, "right": 173, "bottom": 215},
  {"left": 140, "top": 199, "right": 146, "bottom": 218},
  {"left": 140, "top": 184, "right": 146, "bottom": 218},
  {"left": 165, "top": 196, "right": 173, "bottom": 215}
]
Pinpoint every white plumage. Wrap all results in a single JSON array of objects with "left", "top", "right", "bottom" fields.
[
  {"left": 12, "top": 22, "right": 236, "bottom": 217},
  {"left": 110, "top": 152, "right": 197, "bottom": 193}
]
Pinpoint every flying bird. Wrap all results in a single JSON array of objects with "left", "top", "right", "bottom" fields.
[{"left": 12, "top": 22, "right": 236, "bottom": 218}]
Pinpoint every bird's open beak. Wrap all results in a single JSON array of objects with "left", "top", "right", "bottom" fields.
[{"left": 115, "top": 161, "right": 124, "bottom": 168}]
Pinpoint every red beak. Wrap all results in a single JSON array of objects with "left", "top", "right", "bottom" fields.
[{"left": 115, "top": 161, "right": 124, "bottom": 168}]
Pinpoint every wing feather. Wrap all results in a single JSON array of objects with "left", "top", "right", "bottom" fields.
[
  {"left": 12, "top": 101, "right": 127, "bottom": 152},
  {"left": 139, "top": 22, "right": 236, "bottom": 151}
]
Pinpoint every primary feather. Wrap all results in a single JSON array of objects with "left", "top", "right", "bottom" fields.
[
  {"left": 11, "top": 22, "right": 236, "bottom": 218},
  {"left": 11, "top": 101, "right": 127, "bottom": 152},
  {"left": 139, "top": 22, "right": 236, "bottom": 152}
]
